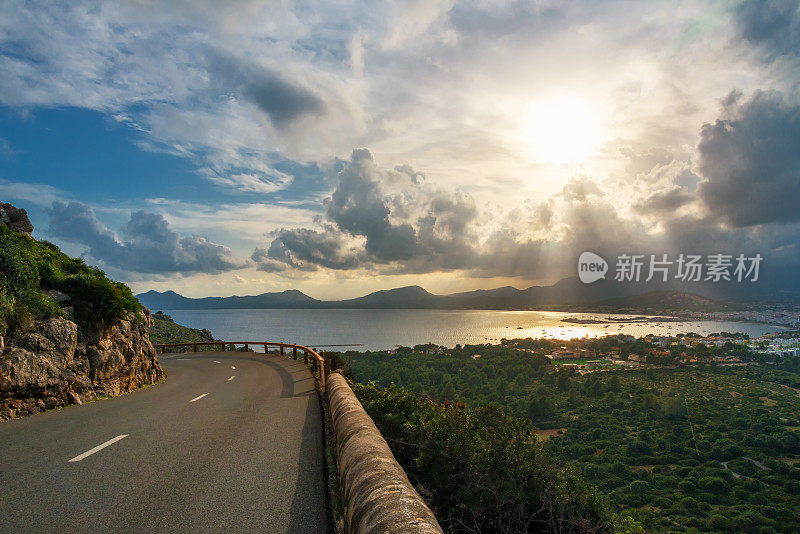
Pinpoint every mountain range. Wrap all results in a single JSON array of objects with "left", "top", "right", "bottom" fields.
[{"left": 137, "top": 276, "right": 781, "bottom": 312}]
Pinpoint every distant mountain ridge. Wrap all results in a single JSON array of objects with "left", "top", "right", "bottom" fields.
[
  {"left": 136, "top": 289, "right": 320, "bottom": 310},
  {"left": 136, "top": 277, "right": 758, "bottom": 311}
]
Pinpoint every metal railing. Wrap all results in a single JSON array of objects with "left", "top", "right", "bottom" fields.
[{"left": 153, "top": 341, "right": 331, "bottom": 389}]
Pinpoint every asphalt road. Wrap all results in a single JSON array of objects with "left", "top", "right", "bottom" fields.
[{"left": 0, "top": 352, "right": 331, "bottom": 533}]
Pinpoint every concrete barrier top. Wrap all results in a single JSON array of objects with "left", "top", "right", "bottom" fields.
[{"left": 326, "top": 372, "right": 444, "bottom": 534}]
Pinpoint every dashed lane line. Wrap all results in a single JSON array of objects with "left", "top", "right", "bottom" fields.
[
  {"left": 228, "top": 376, "right": 236, "bottom": 381},
  {"left": 68, "top": 435, "right": 128, "bottom": 463},
  {"left": 189, "top": 393, "right": 209, "bottom": 403}
]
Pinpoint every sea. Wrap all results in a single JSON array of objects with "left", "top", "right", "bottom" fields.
[{"left": 159, "top": 309, "right": 784, "bottom": 352}]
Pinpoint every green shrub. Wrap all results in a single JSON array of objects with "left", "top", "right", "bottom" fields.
[
  {"left": 0, "top": 225, "right": 140, "bottom": 333},
  {"left": 58, "top": 271, "right": 140, "bottom": 329},
  {"left": 0, "top": 235, "right": 39, "bottom": 292},
  {"left": 699, "top": 476, "right": 730, "bottom": 494},
  {"left": 354, "top": 383, "right": 614, "bottom": 533},
  {"left": 0, "top": 229, "right": 60, "bottom": 332}
]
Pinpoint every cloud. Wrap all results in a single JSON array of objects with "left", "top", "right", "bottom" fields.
[
  {"left": 558, "top": 176, "right": 602, "bottom": 202},
  {"left": 206, "top": 49, "right": 325, "bottom": 128},
  {"left": 0, "top": 179, "right": 67, "bottom": 208},
  {"left": 251, "top": 149, "right": 645, "bottom": 279},
  {"left": 252, "top": 149, "right": 481, "bottom": 274},
  {"left": 253, "top": 227, "right": 366, "bottom": 272},
  {"left": 48, "top": 201, "right": 248, "bottom": 275},
  {"left": 247, "top": 136, "right": 800, "bottom": 288},
  {"left": 634, "top": 188, "right": 694, "bottom": 214},
  {"left": 735, "top": 0, "right": 800, "bottom": 60},
  {"left": 696, "top": 90, "right": 800, "bottom": 227}
]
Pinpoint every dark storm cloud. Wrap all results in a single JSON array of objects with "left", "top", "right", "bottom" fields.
[
  {"left": 735, "top": 0, "right": 800, "bottom": 60},
  {"left": 252, "top": 227, "right": 365, "bottom": 272},
  {"left": 206, "top": 49, "right": 325, "bottom": 128},
  {"left": 634, "top": 188, "right": 694, "bottom": 214},
  {"left": 253, "top": 149, "right": 487, "bottom": 274},
  {"left": 251, "top": 149, "right": 635, "bottom": 279},
  {"left": 48, "top": 201, "right": 248, "bottom": 274},
  {"left": 696, "top": 91, "right": 800, "bottom": 227},
  {"left": 321, "top": 148, "right": 420, "bottom": 261}
]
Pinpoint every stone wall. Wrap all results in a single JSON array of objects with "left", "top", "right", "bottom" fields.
[
  {"left": 326, "top": 372, "right": 443, "bottom": 534},
  {"left": 0, "top": 308, "right": 164, "bottom": 420}
]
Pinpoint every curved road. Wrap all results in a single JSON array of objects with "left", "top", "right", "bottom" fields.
[{"left": 0, "top": 352, "right": 331, "bottom": 533}]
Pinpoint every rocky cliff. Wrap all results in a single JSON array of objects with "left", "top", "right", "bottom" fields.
[
  {"left": 0, "top": 201, "right": 164, "bottom": 421},
  {"left": 0, "top": 203, "right": 33, "bottom": 236},
  {"left": 0, "top": 307, "right": 164, "bottom": 420}
]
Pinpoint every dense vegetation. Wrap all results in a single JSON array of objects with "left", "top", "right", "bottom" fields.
[
  {"left": 149, "top": 311, "right": 215, "bottom": 345},
  {"left": 0, "top": 224, "right": 140, "bottom": 335},
  {"left": 354, "top": 382, "right": 618, "bottom": 533},
  {"left": 346, "top": 344, "right": 800, "bottom": 533}
]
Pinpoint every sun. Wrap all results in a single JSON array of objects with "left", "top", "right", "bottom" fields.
[{"left": 523, "top": 96, "right": 604, "bottom": 164}]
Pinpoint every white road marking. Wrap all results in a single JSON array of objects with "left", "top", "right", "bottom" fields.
[
  {"left": 231, "top": 365, "right": 236, "bottom": 370},
  {"left": 213, "top": 360, "right": 221, "bottom": 364},
  {"left": 228, "top": 375, "right": 236, "bottom": 381},
  {"left": 68, "top": 435, "right": 128, "bottom": 463},
  {"left": 189, "top": 393, "right": 209, "bottom": 403},
  {"left": 176, "top": 358, "right": 190, "bottom": 361}
]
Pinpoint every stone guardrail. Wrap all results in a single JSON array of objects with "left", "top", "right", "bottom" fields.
[
  {"left": 327, "top": 372, "right": 443, "bottom": 534},
  {"left": 153, "top": 341, "right": 330, "bottom": 389}
]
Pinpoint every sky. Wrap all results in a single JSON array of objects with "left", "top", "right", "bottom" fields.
[{"left": 1, "top": 0, "right": 799, "bottom": 299}]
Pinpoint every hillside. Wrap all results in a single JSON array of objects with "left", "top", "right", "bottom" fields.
[
  {"left": 348, "top": 342, "right": 800, "bottom": 533},
  {"left": 149, "top": 311, "right": 216, "bottom": 345},
  {"left": 0, "top": 203, "right": 163, "bottom": 420},
  {"left": 594, "top": 290, "right": 725, "bottom": 312}
]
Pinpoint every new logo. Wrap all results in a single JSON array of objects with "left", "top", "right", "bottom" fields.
[{"left": 578, "top": 251, "right": 608, "bottom": 283}]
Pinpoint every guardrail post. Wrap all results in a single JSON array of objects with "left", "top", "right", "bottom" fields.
[
  {"left": 304, "top": 350, "right": 308, "bottom": 364},
  {"left": 292, "top": 346, "right": 297, "bottom": 360},
  {"left": 244, "top": 343, "right": 248, "bottom": 352},
  {"left": 222, "top": 342, "right": 226, "bottom": 352},
  {"left": 324, "top": 357, "right": 331, "bottom": 380},
  {"left": 280, "top": 345, "right": 285, "bottom": 358},
  {"left": 192, "top": 343, "right": 197, "bottom": 353}
]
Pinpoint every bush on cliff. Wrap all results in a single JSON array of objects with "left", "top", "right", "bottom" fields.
[
  {"left": 0, "top": 224, "right": 139, "bottom": 334},
  {"left": 149, "top": 311, "right": 217, "bottom": 351},
  {"left": 354, "top": 382, "right": 615, "bottom": 533}
]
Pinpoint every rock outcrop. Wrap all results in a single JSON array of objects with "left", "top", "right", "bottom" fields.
[
  {"left": 0, "top": 203, "right": 34, "bottom": 235},
  {"left": 0, "top": 307, "right": 164, "bottom": 420}
]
